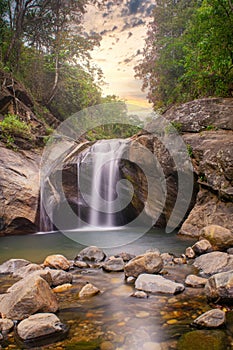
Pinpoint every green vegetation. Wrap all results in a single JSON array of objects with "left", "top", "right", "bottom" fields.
[
  {"left": 135, "top": 0, "right": 233, "bottom": 111},
  {"left": 0, "top": 114, "right": 31, "bottom": 148},
  {"left": 187, "top": 144, "right": 193, "bottom": 158}
]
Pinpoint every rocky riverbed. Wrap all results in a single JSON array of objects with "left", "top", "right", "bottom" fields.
[{"left": 0, "top": 224, "right": 233, "bottom": 350}]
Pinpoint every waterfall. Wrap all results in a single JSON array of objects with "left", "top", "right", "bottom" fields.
[{"left": 77, "top": 139, "right": 127, "bottom": 228}]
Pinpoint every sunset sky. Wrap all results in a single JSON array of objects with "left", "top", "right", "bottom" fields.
[{"left": 84, "top": 1, "right": 154, "bottom": 108}]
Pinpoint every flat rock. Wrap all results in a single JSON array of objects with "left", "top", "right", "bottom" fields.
[
  {"left": 192, "top": 239, "right": 212, "bottom": 255},
  {"left": 193, "top": 309, "right": 226, "bottom": 328},
  {"left": 16, "top": 313, "right": 68, "bottom": 340},
  {"left": 135, "top": 273, "right": 185, "bottom": 294},
  {"left": 79, "top": 283, "right": 100, "bottom": 298},
  {"left": 102, "top": 257, "right": 124, "bottom": 272},
  {"left": 0, "top": 259, "right": 31, "bottom": 274},
  {"left": 200, "top": 225, "right": 233, "bottom": 250},
  {"left": 185, "top": 275, "right": 207, "bottom": 288},
  {"left": 193, "top": 251, "right": 233, "bottom": 276},
  {"left": 75, "top": 246, "right": 106, "bottom": 263},
  {"left": 0, "top": 275, "right": 58, "bottom": 320},
  {"left": 205, "top": 270, "right": 233, "bottom": 303},
  {"left": 124, "top": 252, "right": 163, "bottom": 278},
  {"left": 43, "top": 254, "right": 70, "bottom": 270}
]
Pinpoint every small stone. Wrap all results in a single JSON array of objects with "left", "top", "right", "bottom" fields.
[
  {"left": 43, "top": 254, "right": 71, "bottom": 270},
  {"left": 53, "top": 283, "right": 73, "bottom": 293},
  {"left": 116, "top": 252, "right": 135, "bottom": 262},
  {"left": 193, "top": 309, "right": 225, "bottom": 328},
  {"left": 142, "top": 342, "right": 162, "bottom": 350},
  {"left": 100, "top": 341, "right": 115, "bottom": 350},
  {"left": 103, "top": 257, "right": 125, "bottom": 272},
  {"left": 0, "top": 318, "right": 14, "bottom": 333},
  {"left": 75, "top": 246, "right": 106, "bottom": 262},
  {"left": 167, "top": 319, "right": 178, "bottom": 325},
  {"left": 131, "top": 291, "right": 148, "bottom": 298},
  {"left": 126, "top": 276, "right": 136, "bottom": 284},
  {"left": 173, "top": 257, "right": 186, "bottom": 264},
  {"left": 185, "top": 247, "right": 195, "bottom": 259},
  {"left": 73, "top": 261, "right": 89, "bottom": 268},
  {"left": 160, "top": 253, "right": 174, "bottom": 264},
  {"left": 79, "top": 283, "right": 100, "bottom": 298},
  {"left": 135, "top": 311, "right": 150, "bottom": 318},
  {"left": 192, "top": 239, "right": 212, "bottom": 255},
  {"left": 185, "top": 275, "right": 207, "bottom": 288}
]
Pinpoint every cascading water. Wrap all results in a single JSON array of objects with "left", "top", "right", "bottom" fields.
[{"left": 77, "top": 139, "right": 128, "bottom": 228}]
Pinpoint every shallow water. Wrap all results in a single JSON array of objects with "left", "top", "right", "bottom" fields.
[{"left": 0, "top": 229, "right": 232, "bottom": 350}]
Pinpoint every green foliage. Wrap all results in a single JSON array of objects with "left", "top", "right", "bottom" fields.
[
  {"left": 0, "top": 114, "right": 31, "bottom": 149},
  {"left": 165, "top": 121, "right": 183, "bottom": 134},
  {"left": 205, "top": 125, "right": 217, "bottom": 131},
  {"left": 187, "top": 144, "right": 193, "bottom": 157},
  {"left": 136, "top": 0, "right": 233, "bottom": 110}
]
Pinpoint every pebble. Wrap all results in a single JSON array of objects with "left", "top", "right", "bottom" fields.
[
  {"left": 167, "top": 319, "right": 178, "bottom": 325},
  {"left": 136, "top": 311, "right": 150, "bottom": 318}
]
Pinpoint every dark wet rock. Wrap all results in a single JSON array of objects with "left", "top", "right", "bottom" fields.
[
  {"left": 124, "top": 252, "right": 163, "bottom": 278},
  {"left": 193, "top": 251, "right": 233, "bottom": 276},
  {"left": 102, "top": 257, "right": 125, "bottom": 272},
  {"left": 192, "top": 239, "right": 212, "bottom": 255},
  {"left": 0, "top": 275, "right": 58, "bottom": 320},
  {"left": 185, "top": 247, "right": 195, "bottom": 259},
  {"left": 43, "top": 254, "right": 71, "bottom": 271},
  {"left": 185, "top": 275, "right": 207, "bottom": 288},
  {"left": 205, "top": 270, "right": 233, "bottom": 303},
  {"left": 79, "top": 283, "right": 100, "bottom": 298},
  {"left": 75, "top": 246, "right": 106, "bottom": 263},
  {"left": 177, "top": 329, "right": 227, "bottom": 350},
  {"left": 135, "top": 273, "right": 185, "bottom": 294},
  {"left": 200, "top": 225, "right": 233, "bottom": 251},
  {"left": 0, "top": 318, "right": 14, "bottom": 334},
  {"left": 192, "top": 309, "right": 225, "bottom": 328},
  {"left": 13, "top": 263, "right": 42, "bottom": 278},
  {"left": 131, "top": 291, "right": 148, "bottom": 299},
  {"left": 46, "top": 268, "right": 73, "bottom": 287},
  {"left": 116, "top": 252, "right": 135, "bottom": 262},
  {"left": 0, "top": 259, "right": 31, "bottom": 274}
]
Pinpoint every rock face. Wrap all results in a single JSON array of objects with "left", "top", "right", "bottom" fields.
[
  {"left": 0, "top": 275, "right": 58, "bottom": 320},
  {"left": 205, "top": 270, "right": 233, "bottom": 303},
  {"left": 0, "top": 145, "right": 41, "bottom": 235},
  {"left": 135, "top": 273, "right": 185, "bottom": 294},
  {"left": 124, "top": 252, "right": 163, "bottom": 278},
  {"left": 200, "top": 225, "right": 233, "bottom": 250}
]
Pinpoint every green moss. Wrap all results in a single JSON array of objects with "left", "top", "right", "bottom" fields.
[
  {"left": 177, "top": 330, "right": 227, "bottom": 350},
  {"left": 0, "top": 114, "right": 31, "bottom": 137}
]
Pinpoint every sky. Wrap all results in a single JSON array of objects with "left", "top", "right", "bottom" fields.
[{"left": 84, "top": 0, "right": 154, "bottom": 108}]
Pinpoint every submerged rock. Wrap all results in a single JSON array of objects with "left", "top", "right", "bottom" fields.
[
  {"left": 177, "top": 330, "right": 227, "bottom": 350},
  {"left": 0, "top": 275, "right": 58, "bottom": 320},
  {"left": 200, "top": 225, "right": 233, "bottom": 250},
  {"left": 205, "top": 270, "right": 233, "bottom": 303},
  {"left": 193, "top": 251, "right": 233, "bottom": 276},
  {"left": 192, "top": 309, "right": 225, "bottom": 328},
  {"left": 75, "top": 246, "right": 106, "bottom": 263},
  {"left": 43, "top": 254, "right": 71, "bottom": 271},
  {"left": 135, "top": 273, "right": 185, "bottom": 294},
  {"left": 102, "top": 257, "right": 125, "bottom": 272},
  {"left": 124, "top": 252, "right": 163, "bottom": 278},
  {"left": 79, "top": 283, "right": 100, "bottom": 298},
  {"left": 16, "top": 313, "right": 68, "bottom": 347},
  {"left": 0, "top": 259, "right": 31, "bottom": 274}
]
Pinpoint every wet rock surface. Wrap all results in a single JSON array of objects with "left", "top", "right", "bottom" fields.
[
  {"left": 124, "top": 252, "right": 163, "bottom": 278},
  {"left": 135, "top": 273, "right": 185, "bottom": 294},
  {"left": 205, "top": 270, "right": 233, "bottom": 303},
  {"left": 193, "top": 251, "right": 233, "bottom": 276}
]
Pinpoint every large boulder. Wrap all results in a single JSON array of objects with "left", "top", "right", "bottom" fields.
[
  {"left": 205, "top": 270, "right": 233, "bottom": 303},
  {"left": 0, "top": 275, "right": 58, "bottom": 320},
  {"left": 124, "top": 252, "right": 163, "bottom": 278},
  {"left": 193, "top": 251, "right": 233, "bottom": 276},
  {"left": 200, "top": 225, "right": 233, "bottom": 250},
  {"left": 0, "top": 259, "right": 31, "bottom": 274},
  {"left": 135, "top": 273, "right": 185, "bottom": 294},
  {"left": 43, "top": 254, "right": 71, "bottom": 271}
]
